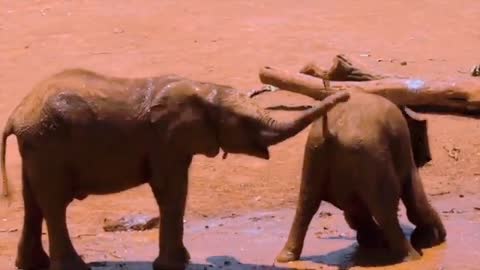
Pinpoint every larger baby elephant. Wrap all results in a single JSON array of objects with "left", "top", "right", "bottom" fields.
[
  {"left": 274, "top": 92, "right": 446, "bottom": 263},
  {"left": 0, "top": 69, "right": 349, "bottom": 270}
]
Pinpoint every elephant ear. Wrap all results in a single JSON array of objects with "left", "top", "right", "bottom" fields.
[
  {"left": 149, "top": 94, "right": 221, "bottom": 158},
  {"left": 400, "top": 106, "right": 432, "bottom": 167}
]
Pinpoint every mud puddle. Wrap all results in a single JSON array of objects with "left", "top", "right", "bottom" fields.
[{"left": 82, "top": 195, "right": 480, "bottom": 270}]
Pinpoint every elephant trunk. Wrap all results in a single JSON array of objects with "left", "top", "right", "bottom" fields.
[{"left": 258, "top": 91, "right": 350, "bottom": 146}]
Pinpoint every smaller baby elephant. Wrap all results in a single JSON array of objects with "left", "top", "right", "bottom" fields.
[{"left": 276, "top": 93, "right": 446, "bottom": 263}]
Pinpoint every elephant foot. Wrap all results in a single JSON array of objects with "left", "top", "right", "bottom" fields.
[
  {"left": 153, "top": 260, "right": 187, "bottom": 270},
  {"left": 275, "top": 248, "right": 300, "bottom": 263},
  {"left": 154, "top": 246, "right": 190, "bottom": 270},
  {"left": 49, "top": 255, "right": 90, "bottom": 270},
  {"left": 357, "top": 229, "right": 388, "bottom": 249},
  {"left": 15, "top": 249, "right": 50, "bottom": 270},
  {"left": 411, "top": 225, "right": 446, "bottom": 250}
]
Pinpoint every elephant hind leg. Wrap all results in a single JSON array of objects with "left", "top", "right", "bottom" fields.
[
  {"left": 15, "top": 165, "right": 50, "bottom": 270},
  {"left": 401, "top": 169, "right": 446, "bottom": 250},
  {"left": 42, "top": 204, "right": 89, "bottom": 270},
  {"left": 367, "top": 173, "right": 420, "bottom": 262},
  {"left": 28, "top": 163, "right": 89, "bottom": 270},
  {"left": 344, "top": 201, "right": 387, "bottom": 249},
  {"left": 276, "top": 147, "right": 325, "bottom": 263}
]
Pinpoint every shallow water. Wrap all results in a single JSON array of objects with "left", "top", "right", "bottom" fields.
[{"left": 89, "top": 196, "right": 479, "bottom": 270}]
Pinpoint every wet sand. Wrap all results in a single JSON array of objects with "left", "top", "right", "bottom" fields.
[{"left": 82, "top": 196, "right": 480, "bottom": 270}]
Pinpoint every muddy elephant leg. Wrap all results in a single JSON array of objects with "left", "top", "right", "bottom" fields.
[
  {"left": 43, "top": 205, "right": 89, "bottom": 270},
  {"left": 15, "top": 166, "right": 50, "bottom": 270},
  {"left": 29, "top": 166, "right": 89, "bottom": 270},
  {"left": 368, "top": 175, "right": 420, "bottom": 262},
  {"left": 276, "top": 147, "right": 323, "bottom": 263},
  {"left": 402, "top": 169, "right": 446, "bottom": 250},
  {"left": 151, "top": 158, "right": 191, "bottom": 270},
  {"left": 344, "top": 208, "right": 387, "bottom": 249}
]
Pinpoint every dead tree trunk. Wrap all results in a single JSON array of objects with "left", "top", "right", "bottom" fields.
[{"left": 258, "top": 55, "right": 480, "bottom": 115}]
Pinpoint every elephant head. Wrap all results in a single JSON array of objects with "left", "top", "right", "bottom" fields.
[
  {"left": 401, "top": 107, "right": 432, "bottom": 167},
  {"left": 149, "top": 79, "right": 350, "bottom": 159}
]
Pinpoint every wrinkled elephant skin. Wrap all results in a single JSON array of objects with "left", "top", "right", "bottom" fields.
[
  {"left": 0, "top": 69, "right": 349, "bottom": 270},
  {"left": 276, "top": 93, "right": 446, "bottom": 264}
]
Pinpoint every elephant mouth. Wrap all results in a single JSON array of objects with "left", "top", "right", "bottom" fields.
[
  {"left": 251, "top": 147, "right": 270, "bottom": 160},
  {"left": 203, "top": 147, "right": 221, "bottom": 158},
  {"left": 220, "top": 148, "right": 270, "bottom": 160},
  {"left": 257, "top": 151, "right": 270, "bottom": 160}
]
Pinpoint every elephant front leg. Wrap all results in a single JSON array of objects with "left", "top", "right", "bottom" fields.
[{"left": 150, "top": 159, "right": 191, "bottom": 270}]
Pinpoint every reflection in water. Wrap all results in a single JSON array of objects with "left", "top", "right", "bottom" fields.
[
  {"left": 88, "top": 197, "right": 479, "bottom": 270},
  {"left": 275, "top": 198, "right": 479, "bottom": 270},
  {"left": 294, "top": 243, "right": 448, "bottom": 270}
]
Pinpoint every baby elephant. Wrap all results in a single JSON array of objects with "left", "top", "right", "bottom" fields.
[
  {"left": 276, "top": 92, "right": 446, "bottom": 263},
  {"left": 1, "top": 69, "right": 350, "bottom": 270}
]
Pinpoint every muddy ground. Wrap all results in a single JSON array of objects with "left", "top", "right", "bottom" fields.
[{"left": 0, "top": 1, "right": 479, "bottom": 269}]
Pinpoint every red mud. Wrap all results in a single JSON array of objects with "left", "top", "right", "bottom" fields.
[{"left": 1, "top": 1, "right": 479, "bottom": 269}]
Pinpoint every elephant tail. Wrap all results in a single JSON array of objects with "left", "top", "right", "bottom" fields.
[
  {"left": 1, "top": 118, "right": 14, "bottom": 199},
  {"left": 321, "top": 113, "right": 333, "bottom": 138}
]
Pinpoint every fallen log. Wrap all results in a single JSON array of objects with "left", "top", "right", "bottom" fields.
[{"left": 259, "top": 66, "right": 480, "bottom": 115}]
